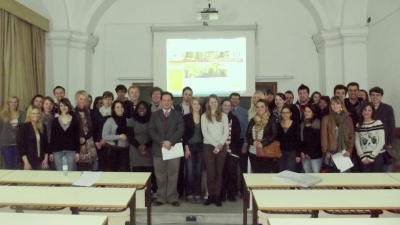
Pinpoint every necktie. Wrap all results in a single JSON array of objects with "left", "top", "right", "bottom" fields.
[{"left": 164, "top": 110, "right": 169, "bottom": 133}]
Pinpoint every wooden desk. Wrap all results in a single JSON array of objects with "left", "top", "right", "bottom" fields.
[
  {"left": 0, "top": 170, "right": 14, "bottom": 179},
  {"left": 264, "top": 217, "right": 400, "bottom": 225},
  {"left": 243, "top": 173, "right": 400, "bottom": 225},
  {"left": 0, "top": 170, "right": 151, "bottom": 186},
  {"left": 252, "top": 189, "right": 400, "bottom": 223},
  {"left": 244, "top": 173, "right": 400, "bottom": 188},
  {"left": 387, "top": 173, "right": 400, "bottom": 183},
  {"left": 0, "top": 186, "right": 136, "bottom": 225},
  {"left": 0, "top": 212, "right": 109, "bottom": 225},
  {"left": 0, "top": 170, "right": 81, "bottom": 185},
  {"left": 0, "top": 170, "right": 152, "bottom": 225}
]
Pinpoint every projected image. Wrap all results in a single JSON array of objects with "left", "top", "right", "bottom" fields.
[
  {"left": 184, "top": 63, "right": 227, "bottom": 78},
  {"left": 167, "top": 38, "right": 246, "bottom": 95}
]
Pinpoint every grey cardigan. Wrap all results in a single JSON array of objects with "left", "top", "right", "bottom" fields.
[
  {"left": 102, "top": 117, "right": 130, "bottom": 147},
  {"left": 0, "top": 110, "right": 25, "bottom": 145}
]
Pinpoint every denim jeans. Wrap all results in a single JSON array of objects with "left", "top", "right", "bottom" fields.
[
  {"left": 1, "top": 145, "right": 20, "bottom": 169},
  {"left": 53, "top": 151, "right": 77, "bottom": 171},
  {"left": 185, "top": 143, "right": 203, "bottom": 197},
  {"left": 301, "top": 158, "right": 323, "bottom": 173},
  {"left": 278, "top": 151, "right": 297, "bottom": 172}
]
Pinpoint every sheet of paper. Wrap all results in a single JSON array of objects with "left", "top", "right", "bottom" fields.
[
  {"left": 72, "top": 171, "right": 102, "bottom": 187},
  {"left": 331, "top": 151, "right": 353, "bottom": 172},
  {"left": 162, "top": 143, "right": 184, "bottom": 160}
]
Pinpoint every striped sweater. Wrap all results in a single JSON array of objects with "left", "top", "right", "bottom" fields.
[{"left": 355, "top": 120, "right": 385, "bottom": 162}]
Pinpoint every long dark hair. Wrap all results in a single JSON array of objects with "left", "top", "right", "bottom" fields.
[
  {"left": 310, "top": 91, "right": 321, "bottom": 104},
  {"left": 92, "top": 96, "right": 102, "bottom": 110},
  {"left": 58, "top": 98, "right": 73, "bottom": 115},
  {"left": 358, "top": 102, "right": 376, "bottom": 126},
  {"left": 302, "top": 104, "right": 319, "bottom": 123}
]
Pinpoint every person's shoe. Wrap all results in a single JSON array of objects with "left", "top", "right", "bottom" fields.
[
  {"left": 171, "top": 201, "right": 180, "bottom": 207},
  {"left": 214, "top": 197, "right": 222, "bottom": 207},
  {"left": 227, "top": 195, "right": 236, "bottom": 202},
  {"left": 203, "top": 195, "right": 214, "bottom": 206},
  {"left": 153, "top": 201, "right": 164, "bottom": 206}
]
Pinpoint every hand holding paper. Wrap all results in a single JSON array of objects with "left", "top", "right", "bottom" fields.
[
  {"left": 331, "top": 150, "right": 353, "bottom": 172},
  {"left": 162, "top": 143, "right": 184, "bottom": 160}
]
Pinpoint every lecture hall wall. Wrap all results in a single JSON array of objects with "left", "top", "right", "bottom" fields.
[{"left": 15, "top": 0, "right": 399, "bottom": 126}]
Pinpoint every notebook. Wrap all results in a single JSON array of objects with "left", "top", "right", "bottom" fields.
[{"left": 273, "top": 170, "right": 322, "bottom": 187}]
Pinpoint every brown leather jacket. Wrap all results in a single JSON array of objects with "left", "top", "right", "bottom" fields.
[{"left": 321, "top": 113, "right": 354, "bottom": 154}]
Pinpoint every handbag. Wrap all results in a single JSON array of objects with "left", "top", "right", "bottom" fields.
[
  {"left": 383, "top": 151, "right": 393, "bottom": 165},
  {"left": 256, "top": 140, "right": 282, "bottom": 158},
  {"left": 321, "top": 157, "right": 340, "bottom": 173}
]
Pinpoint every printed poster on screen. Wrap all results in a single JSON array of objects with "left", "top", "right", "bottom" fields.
[{"left": 166, "top": 38, "right": 246, "bottom": 96}]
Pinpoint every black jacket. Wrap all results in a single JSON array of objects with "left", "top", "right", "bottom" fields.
[
  {"left": 50, "top": 116, "right": 80, "bottom": 153},
  {"left": 182, "top": 113, "right": 203, "bottom": 146},
  {"left": 124, "top": 100, "right": 137, "bottom": 119},
  {"left": 246, "top": 115, "right": 278, "bottom": 149},
  {"left": 227, "top": 112, "right": 241, "bottom": 156},
  {"left": 277, "top": 122, "right": 301, "bottom": 156},
  {"left": 92, "top": 109, "right": 111, "bottom": 142},
  {"left": 17, "top": 122, "right": 50, "bottom": 166}
]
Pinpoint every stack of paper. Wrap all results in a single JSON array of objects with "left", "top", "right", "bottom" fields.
[
  {"left": 72, "top": 171, "right": 102, "bottom": 187},
  {"left": 273, "top": 170, "right": 322, "bottom": 187}
]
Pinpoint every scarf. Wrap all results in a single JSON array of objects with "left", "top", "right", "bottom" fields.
[
  {"left": 112, "top": 111, "right": 127, "bottom": 145},
  {"left": 133, "top": 109, "right": 150, "bottom": 124},
  {"left": 75, "top": 106, "right": 92, "bottom": 139},
  {"left": 272, "top": 107, "right": 282, "bottom": 123},
  {"left": 300, "top": 118, "right": 320, "bottom": 141},
  {"left": 99, "top": 106, "right": 112, "bottom": 117},
  {"left": 334, "top": 113, "right": 350, "bottom": 152},
  {"left": 42, "top": 112, "right": 54, "bottom": 142},
  {"left": 254, "top": 113, "right": 269, "bottom": 134}
]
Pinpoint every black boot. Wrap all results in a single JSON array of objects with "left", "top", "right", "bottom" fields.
[
  {"left": 214, "top": 196, "right": 222, "bottom": 207},
  {"left": 203, "top": 195, "right": 215, "bottom": 206}
]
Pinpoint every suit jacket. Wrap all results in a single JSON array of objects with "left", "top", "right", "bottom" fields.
[
  {"left": 149, "top": 108, "right": 184, "bottom": 158},
  {"left": 17, "top": 122, "right": 49, "bottom": 166}
]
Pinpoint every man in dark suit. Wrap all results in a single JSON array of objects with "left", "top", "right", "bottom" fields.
[{"left": 149, "top": 92, "right": 184, "bottom": 206}]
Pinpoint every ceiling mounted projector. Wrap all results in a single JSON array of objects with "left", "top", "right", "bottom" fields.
[{"left": 197, "top": 4, "right": 218, "bottom": 21}]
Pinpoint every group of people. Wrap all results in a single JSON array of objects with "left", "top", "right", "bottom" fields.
[{"left": 0, "top": 82, "right": 396, "bottom": 207}]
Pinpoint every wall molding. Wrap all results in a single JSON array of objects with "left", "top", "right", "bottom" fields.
[
  {"left": 46, "top": 30, "right": 99, "bottom": 50},
  {"left": 313, "top": 26, "right": 369, "bottom": 50}
]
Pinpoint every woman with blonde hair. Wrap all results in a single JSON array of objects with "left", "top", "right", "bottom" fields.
[
  {"left": 0, "top": 96, "right": 24, "bottom": 169},
  {"left": 182, "top": 97, "right": 203, "bottom": 204},
  {"left": 74, "top": 90, "right": 97, "bottom": 171},
  {"left": 246, "top": 99, "right": 278, "bottom": 173},
  {"left": 321, "top": 96, "right": 354, "bottom": 171},
  {"left": 248, "top": 91, "right": 265, "bottom": 121},
  {"left": 17, "top": 106, "right": 49, "bottom": 170},
  {"left": 201, "top": 94, "right": 229, "bottom": 206}
]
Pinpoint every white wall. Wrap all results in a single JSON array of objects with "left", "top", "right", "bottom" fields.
[
  {"left": 91, "top": 0, "right": 319, "bottom": 98},
  {"left": 15, "top": 0, "right": 386, "bottom": 109},
  {"left": 367, "top": 0, "right": 400, "bottom": 126}
]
